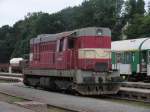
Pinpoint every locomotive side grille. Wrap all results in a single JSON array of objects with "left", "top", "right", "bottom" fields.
[{"left": 95, "top": 62, "right": 108, "bottom": 72}]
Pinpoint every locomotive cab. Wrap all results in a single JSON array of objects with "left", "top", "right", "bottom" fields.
[
  {"left": 77, "top": 28, "right": 111, "bottom": 72},
  {"left": 55, "top": 32, "right": 77, "bottom": 69}
]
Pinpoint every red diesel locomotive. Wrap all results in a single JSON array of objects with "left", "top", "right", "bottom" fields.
[{"left": 23, "top": 27, "right": 121, "bottom": 95}]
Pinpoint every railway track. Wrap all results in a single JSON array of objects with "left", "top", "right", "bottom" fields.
[
  {"left": 0, "top": 72, "right": 150, "bottom": 104},
  {"left": 103, "top": 82, "right": 150, "bottom": 103},
  {"left": 0, "top": 72, "right": 22, "bottom": 77},
  {"left": 105, "top": 82, "right": 150, "bottom": 103},
  {"left": 21, "top": 82, "right": 150, "bottom": 103},
  {"left": 0, "top": 72, "right": 22, "bottom": 82},
  {"left": 108, "top": 87, "right": 150, "bottom": 103},
  {"left": 121, "top": 81, "right": 150, "bottom": 89}
]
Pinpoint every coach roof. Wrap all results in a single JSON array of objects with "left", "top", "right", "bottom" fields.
[
  {"left": 111, "top": 38, "right": 148, "bottom": 51},
  {"left": 141, "top": 37, "right": 150, "bottom": 50}
]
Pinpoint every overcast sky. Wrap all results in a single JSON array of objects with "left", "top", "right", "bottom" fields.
[
  {"left": 0, "top": 0, "right": 83, "bottom": 27},
  {"left": 0, "top": 0, "right": 149, "bottom": 27}
]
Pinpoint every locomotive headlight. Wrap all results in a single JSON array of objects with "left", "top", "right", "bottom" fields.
[{"left": 97, "top": 29, "right": 103, "bottom": 36}]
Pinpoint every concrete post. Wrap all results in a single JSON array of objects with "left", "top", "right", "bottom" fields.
[{"left": 9, "top": 66, "right": 12, "bottom": 73}]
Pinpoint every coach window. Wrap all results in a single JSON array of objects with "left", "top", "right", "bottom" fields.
[
  {"left": 68, "top": 38, "right": 75, "bottom": 49},
  {"left": 121, "top": 53, "right": 125, "bottom": 63},
  {"left": 127, "top": 52, "right": 132, "bottom": 64},
  {"left": 116, "top": 52, "right": 121, "bottom": 63}
]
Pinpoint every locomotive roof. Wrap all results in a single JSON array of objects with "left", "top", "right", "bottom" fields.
[
  {"left": 111, "top": 38, "right": 149, "bottom": 51},
  {"left": 30, "top": 27, "right": 111, "bottom": 44}
]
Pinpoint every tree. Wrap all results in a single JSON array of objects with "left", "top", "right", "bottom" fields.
[
  {"left": 124, "top": 14, "right": 150, "bottom": 38},
  {"left": 125, "top": 0, "right": 145, "bottom": 21},
  {"left": 148, "top": 1, "right": 150, "bottom": 14},
  {"left": 128, "top": 0, "right": 137, "bottom": 18},
  {"left": 0, "top": 25, "right": 16, "bottom": 63},
  {"left": 136, "top": 0, "right": 145, "bottom": 15}
]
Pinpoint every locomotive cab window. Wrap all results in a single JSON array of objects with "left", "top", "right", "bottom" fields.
[
  {"left": 59, "top": 39, "right": 64, "bottom": 52},
  {"left": 67, "top": 38, "right": 75, "bottom": 49}
]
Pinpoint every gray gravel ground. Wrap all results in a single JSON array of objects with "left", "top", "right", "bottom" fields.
[{"left": 0, "top": 83, "right": 149, "bottom": 112}]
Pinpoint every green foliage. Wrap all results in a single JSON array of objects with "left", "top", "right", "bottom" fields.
[
  {"left": 123, "top": 0, "right": 150, "bottom": 39},
  {"left": 0, "top": 25, "right": 16, "bottom": 63},
  {"left": 136, "top": 0, "right": 145, "bottom": 15},
  {"left": 125, "top": 0, "right": 145, "bottom": 22},
  {"left": 124, "top": 14, "right": 150, "bottom": 38}
]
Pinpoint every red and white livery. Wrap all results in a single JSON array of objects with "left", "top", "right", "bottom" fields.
[{"left": 23, "top": 27, "right": 121, "bottom": 95}]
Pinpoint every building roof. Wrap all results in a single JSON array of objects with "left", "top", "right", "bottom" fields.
[{"left": 10, "top": 58, "right": 24, "bottom": 64}]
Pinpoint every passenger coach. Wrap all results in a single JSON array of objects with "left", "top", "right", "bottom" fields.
[
  {"left": 112, "top": 38, "right": 150, "bottom": 81},
  {"left": 23, "top": 27, "right": 121, "bottom": 95}
]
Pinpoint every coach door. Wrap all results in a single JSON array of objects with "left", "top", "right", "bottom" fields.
[{"left": 147, "top": 50, "right": 150, "bottom": 76}]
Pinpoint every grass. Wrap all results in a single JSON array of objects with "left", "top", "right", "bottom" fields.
[{"left": 0, "top": 92, "right": 26, "bottom": 103}]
